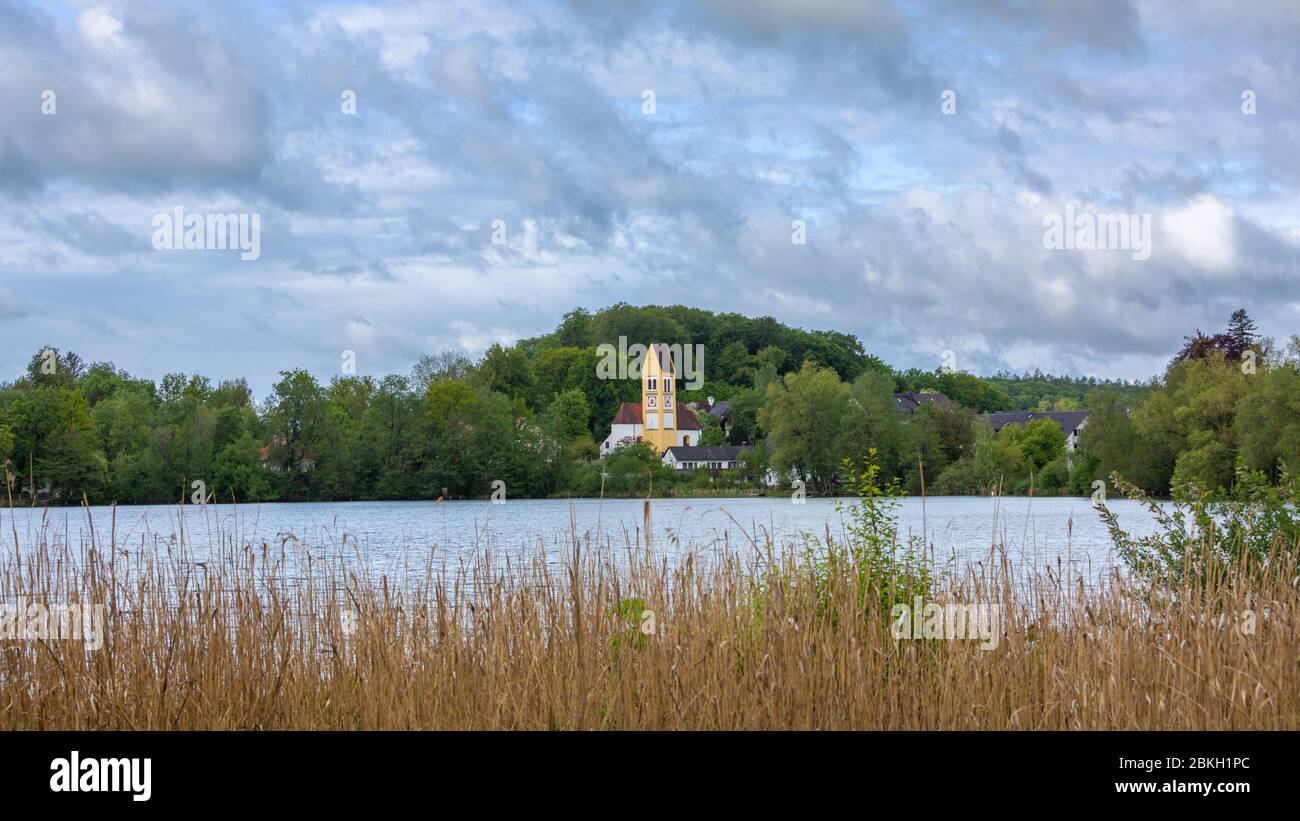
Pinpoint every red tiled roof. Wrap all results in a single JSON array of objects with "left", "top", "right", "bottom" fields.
[
  {"left": 609, "top": 401, "right": 701, "bottom": 430},
  {"left": 611, "top": 402, "right": 642, "bottom": 424},
  {"left": 675, "top": 401, "right": 701, "bottom": 430}
]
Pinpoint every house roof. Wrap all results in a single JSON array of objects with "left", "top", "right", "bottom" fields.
[
  {"left": 983, "top": 410, "right": 1089, "bottom": 434},
  {"left": 609, "top": 401, "right": 702, "bottom": 430},
  {"left": 676, "top": 402, "right": 701, "bottom": 430},
  {"left": 611, "top": 402, "right": 642, "bottom": 424},
  {"left": 664, "top": 445, "right": 751, "bottom": 462},
  {"left": 706, "top": 400, "right": 731, "bottom": 417},
  {"left": 893, "top": 391, "right": 951, "bottom": 412}
]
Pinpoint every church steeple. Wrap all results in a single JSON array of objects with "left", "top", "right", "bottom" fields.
[{"left": 641, "top": 343, "right": 677, "bottom": 452}]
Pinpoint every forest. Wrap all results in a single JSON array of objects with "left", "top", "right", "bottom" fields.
[{"left": 0, "top": 304, "right": 1291, "bottom": 503}]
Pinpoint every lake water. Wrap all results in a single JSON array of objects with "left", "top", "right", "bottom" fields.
[{"left": 1, "top": 495, "right": 1161, "bottom": 586}]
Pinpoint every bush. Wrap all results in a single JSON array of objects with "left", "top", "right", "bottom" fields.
[
  {"left": 1097, "top": 461, "right": 1300, "bottom": 587},
  {"left": 813, "top": 449, "right": 934, "bottom": 618}
]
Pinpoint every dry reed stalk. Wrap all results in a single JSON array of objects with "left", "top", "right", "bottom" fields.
[{"left": 0, "top": 504, "right": 1295, "bottom": 730}]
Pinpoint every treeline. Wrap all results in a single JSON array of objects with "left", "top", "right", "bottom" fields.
[
  {"left": 763, "top": 309, "right": 1297, "bottom": 497},
  {"left": 0, "top": 304, "right": 892, "bottom": 503},
  {"left": 1070, "top": 311, "right": 1300, "bottom": 495},
  {"left": 0, "top": 305, "right": 1290, "bottom": 503}
]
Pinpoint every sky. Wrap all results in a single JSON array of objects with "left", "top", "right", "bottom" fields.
[{"left": 0, "top": 0, "right": 1297, "bottom": 397}]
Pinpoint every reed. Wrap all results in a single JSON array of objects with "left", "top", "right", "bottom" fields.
[{"left": 0, "top": 502, "right": 1295, "bottom": 730}]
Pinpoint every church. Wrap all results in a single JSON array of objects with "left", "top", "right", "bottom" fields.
[{"left": 600, "top": 343, "right": 701, "bottom": 455}]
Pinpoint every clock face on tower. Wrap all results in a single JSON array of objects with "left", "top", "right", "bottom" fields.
[{"left": 646, "top": 395, "right": 658, "bottom": 409}]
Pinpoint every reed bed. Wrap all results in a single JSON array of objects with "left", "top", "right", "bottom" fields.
[{"left": 0, "top": 501, "right": 1296, "bottom": 730}]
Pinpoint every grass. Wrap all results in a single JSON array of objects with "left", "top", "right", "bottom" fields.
[{"left": 0, "top": 499, "right": 1296, "bottom": 730}]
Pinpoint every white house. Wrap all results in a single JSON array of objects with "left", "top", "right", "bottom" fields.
[{"left": 661, "top": 445, "right": 750, "bottom": 471}]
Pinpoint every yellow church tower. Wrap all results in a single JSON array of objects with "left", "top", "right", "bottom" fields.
[{"left": 641, "top": 343, "right": 679, "bottom": 453}]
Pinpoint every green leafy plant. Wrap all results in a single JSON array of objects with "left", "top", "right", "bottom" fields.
[
  {"left": 803, "top": 449, "right": 934, "bottom": 623},
  {"left": 1097, "top": 461, "right": 1300, "bottom": 587}
]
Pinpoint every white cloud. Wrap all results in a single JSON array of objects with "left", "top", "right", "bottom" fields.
[
  {"left": 1161, "top": 195, "right": 1236, "bottom": 272},
  {"left": 2, "top": 0, "right": 1299, "bottom": 392}
]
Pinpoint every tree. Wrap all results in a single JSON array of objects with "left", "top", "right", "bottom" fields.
[
  {"left": 1171, "top": 308, "right": 1258, "bottom": 366},
  {"left": 479, "top": 344, "right": 536, "bottom": 405},
  {"left": 411, "top": 349, "right": 472, "bottom": 392},
  {"left": 1226, "top": 308, "right": 1259, "bottom": 360},
  {"left": 1235, "top": 361, "right": 1300, "bottom": 483},
  {"left": 553, "top": 308, "right": 593, "bottom": 349},
  {"left": 698, "top": 412, "right": 727, "bottom": 446},
  {"left": 583, "top": 440, "right": 672, "bottom": 496},
  {"left": 1136, "top": 353, "right": 1249, "bottom": 493},
  {"left": 534, "top": 347, "right": 585, "bottom": 410},
  {"left": 359, "top": 375, "right": 421, "bottom": 498},
  {"left": 839, "top": 369, "right": 904, "bottom": 479},
  {"left": 712, "top": 341, "right": 755, "bottom": 386},
  {"left": 7, "top": 387, "right": 106, "bottom": 498},
  {"left": 1068, "top": 390, "right": 1143, "bottom": 493},
  {"left": 1019, "top": 419, "right": 1067, "bottom": 472},
  {"left": 546, "top": 388, "right": 592, "bottom": 443},
  {"left": 265, "top": 370, "right": 327, "bottom": 494},
  {"left": 759, "top": 362, "right": 850, "bottom": 493}
]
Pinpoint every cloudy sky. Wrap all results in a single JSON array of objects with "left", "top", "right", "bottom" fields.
[{"left": 1, "top": 0, "right": 1297, "bottom": 396}]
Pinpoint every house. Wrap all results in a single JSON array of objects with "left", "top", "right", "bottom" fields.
[
  {"left": 600, "top": 342, "right": 702, "bottom": 455},
  {"left": 982, "top": 410, "right": 1089, "bottom": 451},
  {"left": 16, "top": 478, "right": 53, "bottom": 501},
  {"left": 691, "top": 397, "right": 732, "bottom": 438},
  {"left": 893, "top": 391, "right": 951, "bottom": 414},
  {"left": 259, "top": 438, "right": 316, "bottom": 471},
  {"left": 662, "top": 445, "right": 751, "bottom": 472}
]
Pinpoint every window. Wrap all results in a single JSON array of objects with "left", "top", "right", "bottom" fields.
[
  {"left": 664, "top": 379, "right": 672, "bottom": 394},
  {"left": 682, "top": 434, "right": 690, "bottom": 445},
  {"left": 646, "top": 412, "right": 659, "bottom": 429},
  {"left": 646, "top": 377, "right": 657, "bottom": 391}
]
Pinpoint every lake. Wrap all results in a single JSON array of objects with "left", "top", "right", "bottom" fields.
[{"left": 1, "top": 495, "right": 1161, "bottom": 586}]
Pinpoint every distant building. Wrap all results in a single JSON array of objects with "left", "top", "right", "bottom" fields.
[
  {"left": 893, "top": 391, "right": 952, "bottom": 414},
  {"left": 600, "top": 343, "right": 702, "bottom": 455},
  {"left": 259, "top": 438, "right": 316, "bottom": 471},
  {"left": 688, "top": 396, "right": 732, "bottom": 438},
  {"left": 982, "top": 410, "right": 1089, "bottom": 451},
  {"left": 662, "top": 445, "right": 750, "bottom": 472}
]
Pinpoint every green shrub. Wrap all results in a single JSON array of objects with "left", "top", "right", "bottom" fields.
[
  {"left": 1097, "top": 461, "right": 1300, "bottom": 587},
  {"left": 814, "top": 449, "right": 935, "bottom": 618}
]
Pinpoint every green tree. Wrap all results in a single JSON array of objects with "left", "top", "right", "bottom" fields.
[
  {"left": 479, "top": 344, "right": 536, "bottom": 405},
  {"left": 7, "top": 386, "right": 106, "bottom": 499},
  {"left": 265, "top": 369, "right": 327, "bottom": 496},
  {"left": 759, "top": 362, "right": 850, "bottom": 493},
  {"left": 1235, "top": 360, "right": 1300, "bottom": 483},
  {"left": 546, "top": 388, "right": 592, "bottom": 443},
  {"left": 1019, "top": 418, "right": 1067, "bottom": 471},
  {"left": 698, "top": 412, "right": 727, "bottom": 446}
]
